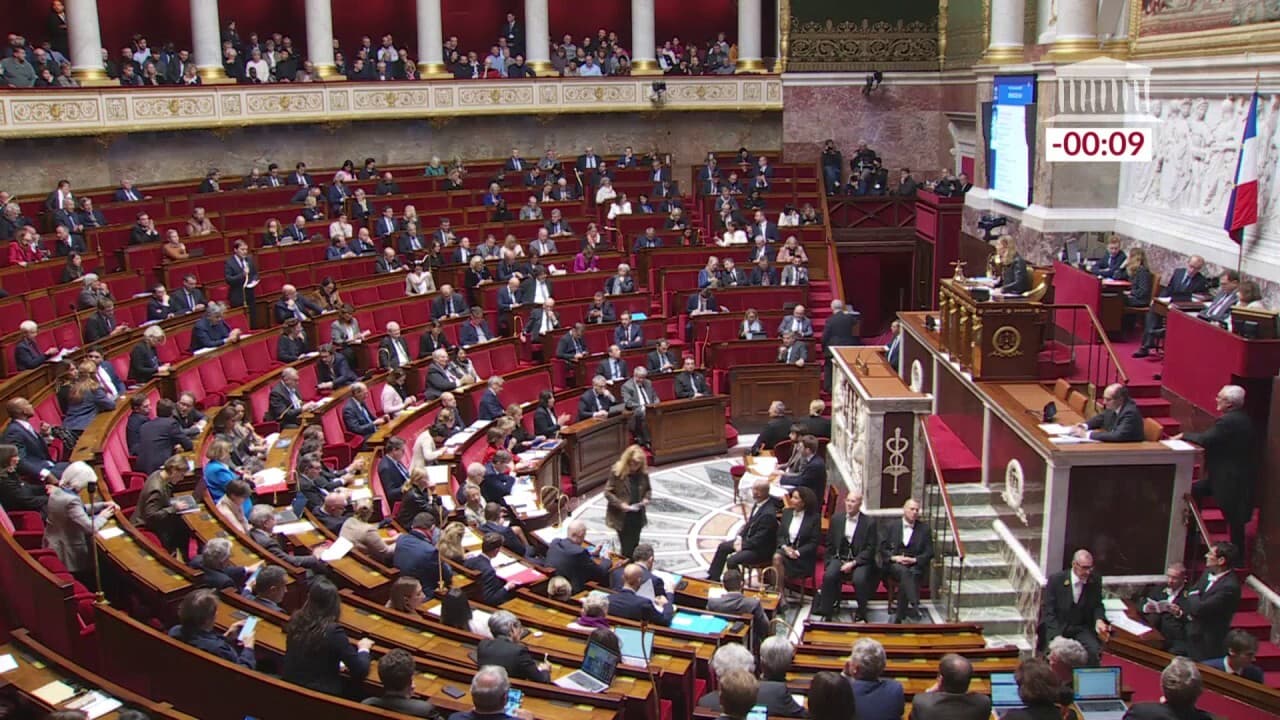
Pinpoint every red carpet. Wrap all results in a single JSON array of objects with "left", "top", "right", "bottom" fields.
[
  {"left": 1103, "top": 654, "right": 1275, "bottom": 720},
  {"left": 922, "top": 416, "right": 982, "bottom": 484}
]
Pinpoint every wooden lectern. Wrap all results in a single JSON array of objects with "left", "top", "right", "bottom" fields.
[
  {"left": 648, "top": 396, "right": 729, "bottom": 465},
  {"left": 937, "top": 279, "right": 1050, "bottom": 381},
  {"left": 727, "top": 364, "right": 823, "bottom": 431},
  {"left": 560, "top": 414, "right": 630, "bottom": 495}
]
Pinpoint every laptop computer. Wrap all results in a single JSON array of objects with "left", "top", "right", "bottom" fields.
[
  {"left": 1074, "top": 667, "right": 1127, "bottom": 720},
  {"left": 554, "top": 641, "right": 620, "bottom": 693},
  {"left": 614, "top": 626, "right": 655, "bottom": 666},
  {"left": 989, "top": 672, "right": 1023, "bottom": 717}
]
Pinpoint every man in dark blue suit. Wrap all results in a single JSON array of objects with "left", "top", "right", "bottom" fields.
[
  {"left": 481, "top": 452, "right": 517, "bottom": 504},
  {"left": 135, "top": 399, "right": 193, "bottom": 475},
  {"left": 1135, "top": 254, "right": 1210, "bottom": 357},
  {"left": 223, "top": 241, "right": 259, "bottom": 310},
  {"left": 464, "top": 532, "right": 518, "bottom": 606},
  {"left": 341, "top": 383, "right": 386, "bottom": 440},
  {"left": 545, "top": 520, "right": 610, "bottom": 592},
  {"left": 190, "top": 303, "right": 241, "bottom": 351},
  {"left": 1071, "top": 383, "right": 1144, "bottom": 442},
  {"left": 1093, "top": 237, "right": 1127, "bottom": 279},
  {"left": 2, "top": 397, "right": 66, "bottom": 482},
  {"left": 779, "top": 436, "right": 827, "bottom": 498},
  {"left": 480, "top": 502, "right": 528, "bottom": 556},
  {"left": 1203, "top": 629, "right": 1264, "bottom": 682},
  {"left": 477, "top": 377, "right": 505, "bottom": 421},
  {"left": 608, "top": 563, "right": 675, "bottom": 625},
  {"left": 315, "top": 344, "right": 358, "bottom": 390},
  {"left": 392, "top": 512, "right": 452, "bottom": 591},
  {"left": 431, "top": 285, "right": 467, "bottom": 321},
  {"left": 14, "top": 322, "right": 52, "bottom": 371},
  {"left": 608, "top": 543, "right": 667, "bottom": 598},
  {"left": 459, "top": 307, "right": 495, "bottom": 347},
  {"left": 376, "top": 437, "right": 410, "bottom": 506}
]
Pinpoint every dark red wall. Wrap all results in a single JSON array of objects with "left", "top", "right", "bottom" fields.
[{"left": 10, "top": 0, "right": 773, "bottom": 63}]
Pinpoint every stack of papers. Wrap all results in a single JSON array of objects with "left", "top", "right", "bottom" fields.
[
  {"left": 319, "top": 537, "right": 353, "bottom": 561},
  {"left": 1038, "top": 423, "right": 1073, "bottom": 436},
  {"left": 426, "top": 465, "right": 451, "bottom": 486},
  {"left": 96, "top": 526, "right": 124, "bottom": 540},
  {"left": 252, "top": 467, "right": 288, "bottom": 493},
  {"left": 1161, "top": 439, "right": 1196, "bottom": 451},
  {"left": 1049, "top": 435, "right": 1098, "bottom": 445},
  {"left": 0, "top": 654, "right": 17, "bottom": 673},
  {"left": 274, "top": 521, "right": 314, "bottom": 535}
]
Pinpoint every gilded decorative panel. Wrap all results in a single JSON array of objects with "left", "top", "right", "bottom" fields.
[
  {"left": 788, "top": 0, "right": 942, "bottom": 71},
  {"left": 0, "top": 77, "right": 782, "bottom": 139},
  {"left": 10, "top": 99, "right": 99, "bottom": 124},
  {"left": 1139, "top": 0, "right": 1278, "bottom": 35}
]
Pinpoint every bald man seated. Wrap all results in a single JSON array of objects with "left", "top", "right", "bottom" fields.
[
  {"left": 1070, "top": 383, "right": 1144, "bottom": 442},
  {"left": 607, "top": 563, "right": 675, "bottom": 625},
  {"left": 1041, "top": 549, "right": 1109, "bottom": 665}
]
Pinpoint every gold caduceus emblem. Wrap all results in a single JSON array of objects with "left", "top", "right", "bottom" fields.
[{"left": 883, "top": 428, "right": 910, "bottom": 495}]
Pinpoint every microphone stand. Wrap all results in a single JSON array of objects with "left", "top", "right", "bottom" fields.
[
  {"left": 88, "top": 479, "right": 108, "bottom": 604},
  {"left": 640, "top": 618, "right": 659, "bottom": 718}
]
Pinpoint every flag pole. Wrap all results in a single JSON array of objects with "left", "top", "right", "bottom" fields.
[{"left": 1234, "top": 72, "right": 1262, "bottom": 279}]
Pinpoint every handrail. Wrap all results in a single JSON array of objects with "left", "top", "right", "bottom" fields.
[
  {"left": 1046, "top": 302, "right": 1130, "bottom": 385},
  {"left": 992, "top": 519, "right": 1047, "bottom": 586},
  {"left": 921, "top": 427, "right": 967, "bottom": 562},
  {"left": 1183, "top": 492, "right": 1212, "bottom": 550},
  {"left": 815, "top": 157, "right": 848, "bottom": 307}
]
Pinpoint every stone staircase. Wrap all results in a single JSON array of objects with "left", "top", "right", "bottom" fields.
[{"left": 926, "top": 482, "right": 1037, "bottom": 650}]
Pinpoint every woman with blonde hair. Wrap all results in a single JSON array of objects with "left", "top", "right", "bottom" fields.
[
  {"left": 604, "top": 444, "right": 651, "bottom": 558},
  {"left": 61, "top": 359, "right": 114, "bottom": 441},
  {"left": 547, "top": 575, "right": 573, "bottom": 603},
  {"left": 993, "top": 235, "right": 1031, "bottom": 294},
  {"left": 437, "top": 521, "right": 467, "bottom": 563},
  {"left": 341, "top": 498, "right": 396, "bottom": 565},
  {"left": 396, "top": 466, "right": 434, "bottom": 528}
]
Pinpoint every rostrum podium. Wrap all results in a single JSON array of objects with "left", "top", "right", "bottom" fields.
[{"left": 937, "top": 279, "right": 1050, "bottom": 380}]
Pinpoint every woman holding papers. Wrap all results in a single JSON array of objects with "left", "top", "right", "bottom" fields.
[
  {"left": 604, "top": 445, "right": 651, "bottom": 559},
  {"left": 214, "top": 479, "right": 252, "bottom": 533},
  {"left": 341, "top": 499, "right": 396, "bottom": 565}
]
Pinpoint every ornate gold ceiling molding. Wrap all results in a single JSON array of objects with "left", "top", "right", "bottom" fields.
[{"left": 0, "top": 77, "right": 784, "bottom": 139}]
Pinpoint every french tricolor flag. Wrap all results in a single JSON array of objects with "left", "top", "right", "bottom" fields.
[{"left": 1224, "top": 92, "right": 1261, "bottom": 242}]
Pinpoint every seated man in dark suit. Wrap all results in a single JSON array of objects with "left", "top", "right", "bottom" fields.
[
  {"left": 674, "top": 356, "right": 711, "bottom": 398},
  {"left": 247, "top": 505, "right": 324, "bottom": 570},
  {"left": 910, "top": 655, "right": 992, "bottom": 720},
  {"left": 3, "top": 397, "right": 66, "bottom": 482},
  {"left": 477, "top": 610, "right": 551, "bottom": 683},
  {"left": 135, "top": 399, "right": 193, "bottom": 475},
  {"left": 315, "top": 344, "right": 358, "bottom": 391},
  {"left": 577, "top": 376, "right": 616, "bottom": 421},
  {"left": 1070, "top": 383, "right": 1144, "bottom": 442},
  {"left": 480, "top": 501, "right": 528, "bottom": 556},
  {"left": 341, "top": 382, "right": 387, "bottom": 440},
  {"left": 187, "top": 538, "right": 248, "bottom": 591},
  {"left": 458, "top": 307, "right": 495, "bottom": 346},
  {"left": 881, "top": 498, "right": 934, "bottom": 624},
  {"left": 1123, "top": 657, "right": 1212, "bottom": 720},
  {"left": 170, "top": 275, "right": 207, "bottom": 316},
  {"left": 1134, "top": 254, "right": 1211, "bottom": 357},
  {"left": 608, "top": 563, "right": 675, "bottom": 625},
  {"left": 314, "top": 493, "right": 352, "bottom": 534},
  {"left": 464, "top": 532, "right": 518, "bottom": 607},
  {"left": 393, "top": 512, "right": 453, "bottom": 591},
  {"left": 431, "top": 284, "right": 467, "bottom": 320},
  {"left": 190, "top": 303, "right": 240, "bottom": 352},
  {"left": 778, "top": 435, "right": 826, "bottom": 498},
  {"left": 272, "top": 284, "right": 322, "bottom": 324},
  {"left": 1041, "top": 548, "right": 1108, "bottom": 664},
  {"left": 645, "top": 339, "right": 679, "bottom": 373},
  {"left": 596, "top": 345, "right": 629, "bottom": 385},
  {"left": 477, "top": 377, "right": 505, "bottom": 421},
  {"left": 751, "top": 401, "right": 793, "bottom": 454},
  {"left": 1203, "top": 629, "right": 1264, "bottom": 683},
  {"left": 814, "top": 491, "right": 878, "bottom": 621},
  {"left": 1140, "top": 563, "right": 1192, "bottom": 656},
  {"left": 545, "top": 520, "right": 610, "bottom": 592},
  {"left": 361, "top": 649, "right": 440, "bottom": 717},
  {"left": 707, "top": 569, "right": 770, "bottom": 648},
  {"left": 481, "top": 452, "right": 517, "bottom": 504},
  {"left": 707, "top": 478, "right": 780, "bottom": 582}
]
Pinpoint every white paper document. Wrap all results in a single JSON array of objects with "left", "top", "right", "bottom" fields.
[
  {"left": 96, "top": 526, "right": 124, "bottom": 540},
  {"left": 1038, "top": 423, "right": 1073, "bottom": 436},
  {"left": 0, "top": 654, "right": 17, "bottom": 673},
  {"left": 1161, "top": 439, "right": 1196, "bottom": 452},
  {"left": 274, "top": 521, "right": 314, "bottom": 535},
  {"left": 1106, "top": 610, "right": 1152, "bottom": 636},
  {"left": 1049, "top": 435, "right": 1097, "bottom": 445},
  {"left": 320, "top": 537, "right": 353, "bottom": 561}
]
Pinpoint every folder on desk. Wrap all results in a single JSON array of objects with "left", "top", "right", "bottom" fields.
[
  {"left": 670, "top": 612, "right": 729, "bottom": 635},
  {"left": 495, "top": 562, "right": 546, "bottom": 585}
]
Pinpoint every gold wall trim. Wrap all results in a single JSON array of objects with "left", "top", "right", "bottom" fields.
[
  {"left": 1129, "top": 0, "right": 1280, "bottom": 59},
  {"left": 0, "top": 77, "right": 784, "bottom": 140},
  {"left": 788, "top": 18, "right": 941, "bottom": 71}
]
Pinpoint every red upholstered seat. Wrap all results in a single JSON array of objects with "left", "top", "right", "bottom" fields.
[
  {"left": 196, "top": 360, "right": 228, "bottom": 406},
  {"left": 321, "top": 404, "right": 363, "bottom": 466},
  {"left": 220, "top": 348, "right": 250, "bottom": 384}
]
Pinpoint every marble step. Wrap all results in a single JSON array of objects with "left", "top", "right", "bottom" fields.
[
  {"left": 955, "top": 605, "right": 1034, "bottom": 638},
  {"left": 926, "top": 483, "right": 997, "bottom": 506},
  {"left": 941, "top": 551, "right": 1013, "bottom": 580},
  {"left": 935, "top": 526, "right": 1037, "bottom": 556},
  {"left": 941, "top": 577, "right": 1022, "bottom": 608}
]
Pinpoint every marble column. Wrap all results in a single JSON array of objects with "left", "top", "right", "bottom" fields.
[
  {"left": 630, "top": 0, "right": 659, "bottom": 75},
  {"left": 1047, "top": 0, "right": 1101, "bottom": 61},
  {"left": 983, "top": 0, "right": 1025, "bottom": 65},
  {"left": 415, "top": 0, "right": 448, "bottom": 78},
  {"left": 524, "top": 0, "right": 551, "bottom": 75},
  {"left": 736, "top": 0, "right": 764, "bottom": 72},
  {"left": 190, "top": 0, "right": 228, "bottom": 83},
  {"left": 68, "top": 0, "right": 108, "bottom": 84},
  {"left": 305, "top": 0, "right": 340, "bottom": 80}
]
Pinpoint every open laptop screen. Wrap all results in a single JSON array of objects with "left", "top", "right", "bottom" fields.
[
  {"left": 580, "top": 641, "right": 620, "bottom": 684},
  {"left": 991, "top": 681, "right": 1021, "bottom": 706},
  {"left": 1074, "top": 667, "right": 1121, "bottom": 699}
]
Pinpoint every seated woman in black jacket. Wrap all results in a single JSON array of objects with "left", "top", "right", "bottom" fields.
[
  {"left": 277, "top": 318, "right": 312, "bottom": 363},
  {"left": 169, "top": 588, "right": 256, "bottom": 668},
  {"left": 283, "top": 577, "right": 374, "bottom": 697},
  {"left": 1119, "top": 247, "right": 1153, "bottom": 307}
]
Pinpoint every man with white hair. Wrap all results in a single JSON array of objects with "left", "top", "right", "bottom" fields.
[
  {"left": 452, "top": 665, "right": 530, "bottom": 720},
  {"left": 378, "top": 321, "right": 411, "bottom": 370},
  {"left": 342, "top": 382, "right": 387, "bottom": 440},
  {"left": 267, "top": 367, "right": 318, "bottom": 428},
  {"left": 14, "top": 320, "right": 57, "bottom": 370},
  {"left": 844, "top": 637, "right": 905, "bottom": 718},
  {"left": 1124, "top": 657, "right": 1208, "bottom": 719},
  {"left": 1179, "top": 384, "right": 1255, "bottom": 562},
  {"left": 190, "top": 537, "right": 251, "bottom": 590},
  {"left": 477, "top": 610, "right": 550, "bottom": 682},
  {"left": 425, "top": 348, "right": 462, "bottom": 400},
  {"left": 706, "top": 477, "right": 781, "bottom": 582},
  {"left": 1042, "top": 548, "right": 1108, "bottom": 665},
  {"left": 821, "top": 298, "right": 860, "bottom": 389},
  {"left": 620, "top": 366, "right": 659, "bottom": 447},
  {"left": 544, "top": 519, "right": 609, "bottom": 592},
  {"left": 697, "top": 643, "right": 758, "bottom": 710},
  {"left": 477, "top": 376, "right": 505, "bottom": 421},
  {"left": 1047, "top": 636, "right": 1089, "bottom": 701},
  {"left": 247, "top": 504, "right": 323, "bottom": 570},
  {"left": 273, "top": 284, "right": 321, "bottom": 324}
]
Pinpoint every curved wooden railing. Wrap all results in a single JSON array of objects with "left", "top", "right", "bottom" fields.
[{"left": 1046, "top": 301, "right": 1129, "bottom": 395}]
